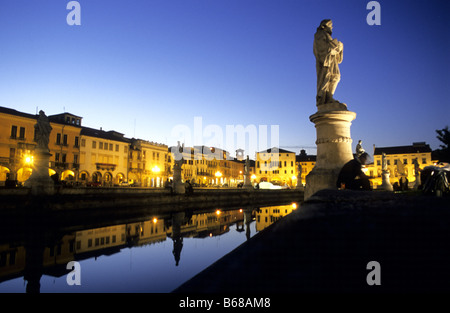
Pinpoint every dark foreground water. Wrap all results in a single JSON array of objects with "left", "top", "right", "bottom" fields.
[{"left": 0, "top": 202, "right": 298, "bottom": 293}]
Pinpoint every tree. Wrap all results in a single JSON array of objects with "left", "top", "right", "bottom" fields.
[{"left": 435, "top": 126, "right": 450, "bottom": 163}]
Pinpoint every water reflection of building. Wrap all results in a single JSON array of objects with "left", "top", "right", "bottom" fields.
[
  {"left": 255, "top": 204, "right": 298, "bottom": 232},
  {"left": 0, "top": 206, "right": 299, "bottom": 292}
]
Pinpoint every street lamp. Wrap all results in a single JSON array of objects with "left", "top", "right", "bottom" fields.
[{"left": 24, "top": 155, "right": 34, "bottom": 166}]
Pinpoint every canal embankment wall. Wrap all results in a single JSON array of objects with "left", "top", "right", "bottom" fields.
[
  {"left": 0, "top": 187, "right": 304, "bottom": 212},
  {"left": 174, "top": 189, "right": 450, "bottom": 293}
]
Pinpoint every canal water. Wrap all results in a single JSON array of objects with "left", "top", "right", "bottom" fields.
[{"left": 0, "top": 202, "right": 298, "bottom": 293}]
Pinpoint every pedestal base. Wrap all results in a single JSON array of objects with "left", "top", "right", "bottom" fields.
[
  {"left": 379, "top": 172, "right": 393, "bottom": 191},
  {"left": 304, "top": 168, "right": 340, "bottom": 200},
  {"left": 24, "top": 149, "right": 54, "bottom": 195},
  {"left": 304, "top": 106, "right": 356, "bottom": 200},
  {"left": 173, "top": 181, "right": 186, "bottom": 194}
]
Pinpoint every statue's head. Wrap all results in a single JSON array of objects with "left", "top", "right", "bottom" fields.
[{"left": 319, "top": 19, "right": 333, "bottom": 34}]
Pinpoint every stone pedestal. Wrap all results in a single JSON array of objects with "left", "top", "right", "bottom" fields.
[
  {"left": 172, "top": 163, "right": 185, "bottom": 194},
  {"left": 243, "top": 174, "right": 252, "bottom": 189},
  {"left": 379, "top": 171, "right": 393, "bottom": 191},
  {"left": 304, "top": 105, "right": 356, "bottom": 200},
  {"left": 25, "top": 148, "right": 54, "bottom": 195}
]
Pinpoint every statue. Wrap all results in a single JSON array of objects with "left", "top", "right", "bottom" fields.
[
  {"left": 356, "top": 140, "right": 365, "bottom": 157},
  {"left": 380, "top": 152, "right": 393, "bottom": 191},
  {"left": 297, "top": 163, "right": 304, "bottom": 190},
  {"left": 313, "top": 19, "right": 344, "bottom": 106},
  {"left": 26, "top": 110, "right": 54, "bottom": 195},
  {"left": 413, "top": 158, "right": 421, "bottom": 189},
  {"left": 171, "top": 141, "right": 185, "bottom": 194},
  {"left": 35, "top": 110, "right": 52, "bottom": 151},
  {"left": 243, "top": 155, "right": 252, "bottom": 188}
]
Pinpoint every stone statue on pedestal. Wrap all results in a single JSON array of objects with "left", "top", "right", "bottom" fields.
[
  {"left": 171, "top": 141, "right": 186, "bottom": 194},
  {"left": 297, "top": 163, "right": 303, "bottom": 190},
  {"left": 380, "top": 152, "right": 393, "bottom": 191},
  {"left": 413, "top": 158, "right": 421, "bottom": 189},
  {"left": 305, "top": 20, "right": 357, "bottom": 200},
  {"left": 356, "top": 140, "right": 365, "bottom": 158},
  {"left": 313, "top": 19, "right": 345, "bottom": 108},
  {"left": 243, "top": 155, "right": 252, "bottom": 188},
  {"left": 25, "top": 110, "right": 54, "bottom": 195},
  {"left": 35, "top": 111, "right": 52, "bottom": 151}
]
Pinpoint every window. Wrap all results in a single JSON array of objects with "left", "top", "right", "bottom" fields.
[
  {"left": 74, "top": 154, "right": 79, "bottom": 164},
  {"left": 92, "top": 141, "right": 97, "bottom": 149},
  {"left": 75, "top": 136, "right": 79, "bottom": 147},
  {"left": 10, "top": 125, "right": 17, "bottom": 139},
  {"left": 422, "top": 158, "right": 427, "bottom": 164},
  {"left": 403, "top": 159, "right": 407, "bottom": 165},
  {"left": 99, "top": 142, "right": 103, "bottom": 149},
  {"left": 56, "top": 133, "right": 61, "bottom": 145},
  {"left": 19, "top": 127, "right": 25, "bottom": 139},
  {"left": 63, "top": 134, "right": 68, "bottom": 146},
  {"left": 109, "top": 143, "right": 113, "bottom": 151},
  {"left": 115, "top": 144, "right": 119, "bottom": 152},
  {"left": 55, "top": 153, "right": 60, "bottom": 162},
  {"left": 81, "top": 138, "right": 86, "bottom": 147}
]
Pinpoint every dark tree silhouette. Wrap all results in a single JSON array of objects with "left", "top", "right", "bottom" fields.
[{"left": 435, "top": 126, "right": 450, "bottom": 163}]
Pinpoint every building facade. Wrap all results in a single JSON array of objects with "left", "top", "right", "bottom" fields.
[
  {"left": 296, "top": 149, "right": 316, "bottom": 188},
  {"left": 169, "top": 145, "right": 245, "bottom": 186},
  {"left": 371, "top": 142, "right": 435, "bottom": 189},
  {"left": 79, "top": 127, "right": 130, "bottom": 186},
  {"left": 255, "top": 147, "right": 297, "bottom": 187},
  {"left": 0, "top": 107, "right": 82, "bottom": 185},
  {"left": 128, "top": 138, "right": 169, "bottom": 187}
]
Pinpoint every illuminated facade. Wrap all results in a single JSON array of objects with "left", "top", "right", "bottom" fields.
[
  {"left": 255, "top": 147, "right": 297, "bottom": 187},
  {"left": 296, "top": 149, "right": 316, "bottom": 188},
  {"left": 255, "top": 203, "right": 298, "bottom": 232},
  {"left": 0, "top": 107, "right": 82, "bottom": 185},
  {"left": 169, "top": 145, "right": 245, "bottom": 186},
  {"left": 79, "top": 127, "right": 129, "bottom": 186},
  {"left": 371, "top": 142, "right": 435, "bottom": 189},
  {"left": 128, "top": 138, "right": 169, "bottom": 187}
]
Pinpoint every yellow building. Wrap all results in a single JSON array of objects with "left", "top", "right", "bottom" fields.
[
  {"left": 296, "top": 149, "right": 316, "bottom": 188},
  {"left": 79, "top": 127, "right": 130, "bottom": 186},
  {"left": 371, "top": 142, "right": 434, "bottom": 189},
  {"left": 255, "top": 147, "right": 297, "bottom": 187},
  {"left": 0, "top": 107, "right": 82, "bottom": 185},
  {"left": 128, "top": 138, "right": 169, "bottom": 187},
  {"left": 169, "top": 145, "right": 244, "bottom": 186},
  {"left": 255, "top": 203, "right": 298, "bottom": 232},
  {"left": 47, "top": 113, "right": 83, "bottom": 183},
  {"left": 75, "top": 225, "right": 127, "bottom": 254}
]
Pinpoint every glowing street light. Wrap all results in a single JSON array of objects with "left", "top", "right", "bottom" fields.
[
  {"left": 24, "top": 155, "right": 34, "bottom": 166},
  {"left": 152, "top": 165, "right": 160, "bottom": 173}
]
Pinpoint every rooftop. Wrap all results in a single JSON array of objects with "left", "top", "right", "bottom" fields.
[{"left": 374, "top": 142, "right": 432, "bottom": 155}]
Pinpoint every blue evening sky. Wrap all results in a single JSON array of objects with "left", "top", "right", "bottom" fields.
[{"left": 0, "top": 0, "right": 448, "bottom": 158}]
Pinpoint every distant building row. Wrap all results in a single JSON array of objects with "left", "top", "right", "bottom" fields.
[
  {"left": 0, "top": 106, "right": 437, "bottom": 189},
  {"left": 0, "top": 106, "right": 315, "bottom": 187}
]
